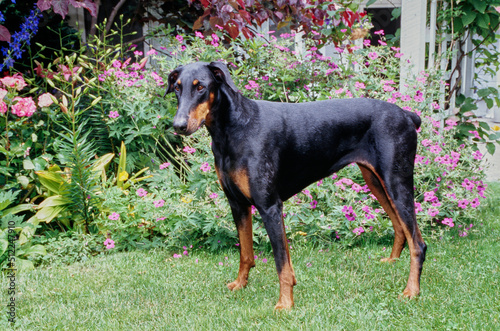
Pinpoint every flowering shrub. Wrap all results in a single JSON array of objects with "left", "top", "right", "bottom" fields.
[
  {"left": 0, "top": 22, "right": 494, "bottom": 264},
  {"left": 87, "top": 28, "right": 491, "bottom": 251}
]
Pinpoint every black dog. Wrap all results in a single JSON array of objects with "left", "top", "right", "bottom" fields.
[{"left": 166, "top": 61, "right": 426, "bottom": 309}]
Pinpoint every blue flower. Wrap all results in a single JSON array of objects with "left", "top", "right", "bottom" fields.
[
  {"left": 0, "top": 12, "right": 5, "bottom": 23},
  {"left": 0, "top": 6, "right": 42, "bottom": 70}
]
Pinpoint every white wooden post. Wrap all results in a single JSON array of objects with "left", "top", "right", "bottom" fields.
[{"left": 400, "top": 0, "right": 427, "bottom": 89}]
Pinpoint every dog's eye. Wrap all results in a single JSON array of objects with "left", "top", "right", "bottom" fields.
[{"left": 197, "top": 85, "right": 204, "bottom": 91}]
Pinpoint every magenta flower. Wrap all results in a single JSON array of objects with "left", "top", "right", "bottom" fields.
[
  {"left": 415, "top": 202, "right": 423, "bottom": 213},
  {"left": 368, "top": 52, "right": 378, "bottom": 60},
  {"left": 173, "top": 254, "right": 182, "bottom": 258},
  {"left": 374, "top": 29, "right": 385, "bottom": 35},
  {"left": 470, "top": 198, "right": 480, "bottom": 208},
  {"left": 153, "top": 199, "right": 165, "bottom": 208},
  {"left": 342, "top": 205, "right": 357, "bottom": 221},
  {"left": 442, "top": 218, "right": 454, "bottom": 227},
  {"left": 109, "top": 111, "right": 120, "bottom": 119},
  {"left": 353, "top": 227, "right": 365, "bottom": 236},
  {"left": 195, "top": 31, "right": 204, "bottom": 39},
  {"left": 0, "top": 101, "right": 7, "bottom": 114},
  {"left": 160, "top": 162, "right": 171, "bottom": 169},
  {"left": 472, "top": 150, "right": 483, "bottom": 160},
  {"left": 458, "top": 199, "right": 469, "bottom": 209},
  {"left": 427, "top": 208, "right": 439, "bottom": 217},
  {"left": 209, "top": 193, "right": 219, "bottom": 199},
  {"left": 183, "top": 146, "right": 196, "bottom": 154},
  {"left": 200, "top": 162, "right": 211, "bottom": 172},
  {"left": 104, "top": 238, "right": 115, "bottom": 249},
  {"left": 108, "top": 212, "right": 120, "bottom": 220},
  {"left": 136, "top": 188, "right": 148, "bottom": 197},
  {"left": 310, "top": 200, "right": 318, "bottom": 209}
]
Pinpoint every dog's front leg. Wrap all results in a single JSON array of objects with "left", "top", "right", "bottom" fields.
[
  {"left": 227, "top": 203, "right": 255, "bottom": 291},
  {"left": 257, "top": 200, "right": 297, "bottom": 310}
]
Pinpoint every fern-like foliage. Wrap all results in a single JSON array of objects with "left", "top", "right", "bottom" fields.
[
  {"left": 56, "top": 121, "right": 100, "bottom": 232},
  {"left": 79, "top": 96, "right": 115, "bottom": 156}
]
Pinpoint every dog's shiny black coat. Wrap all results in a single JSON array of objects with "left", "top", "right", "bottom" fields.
[{"left": 166, "top": 61, "right": 426, "bottom": 309}]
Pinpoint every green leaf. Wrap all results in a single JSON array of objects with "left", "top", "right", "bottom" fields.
[
  {"left": 461, "top": 11, "right": 477, "bottom": 27},
  {"left": 23, "top": 159, "right": 35, "bottom": 170},
  {"left": 365, "top": 0, "right": 377, "bottom": 7},
  {"left": 472, "top": 1, "right": 487, "bottom": 13},
  {"left": 486, "top": 142, "right": 496, "bottom": 155},
  {"left": 477, "top": 13, "right": 491, "bottom": 30},
  {"left": 3, "top": 203, "right": 34, "bottom": 216},
  {"left": 23, "top": 244, "right": 47, "bottom": 257}
]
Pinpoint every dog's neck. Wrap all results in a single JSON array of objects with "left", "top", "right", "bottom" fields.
[{"left": 206, "top": 85, "right": 257, "bottom": 156}]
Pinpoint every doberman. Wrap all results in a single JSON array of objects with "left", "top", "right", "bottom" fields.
[{"left": 166, "top": 61, "right": 427, "bottom": 309}]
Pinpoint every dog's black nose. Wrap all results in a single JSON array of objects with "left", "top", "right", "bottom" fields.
[{"left": 173, "top": 120, "right": 188, "bottom": 134}]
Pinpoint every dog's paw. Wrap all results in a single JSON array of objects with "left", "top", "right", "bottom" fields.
[
  {"left": 274, "top": 299, "right": 294, "bottom": 310},
  {"left": 400, "top": 287, "right": 420, "bottom": 299},
  {"left": 227, "top": 280, "right": 247, "bottom": 291},
  {"left": 380, "top": 257, "right": 398, "bottom": 263}
]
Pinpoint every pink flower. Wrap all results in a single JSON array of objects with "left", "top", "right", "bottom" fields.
[
  {"left": 38, "top": 93, "right": 54, "bottom": 107},
  {"left": 211, "top": 34, "right": 219, "bottom": 47},
  {"left": 310, "top": 200, "right": 318, "bottom": 209},
  {"left": 183, "top": 146, "right": 196, "bottom": 154},
  {"left": 415, "top": 202, "right": 422, "bottom": 213},
  {"left": 104, "top": 238, "right": 115, "bottom": 249},
  {"left": 146, "top": 48, "right": 157, "bottom": 56},
  {"left": 108, "top": 212, "right": 120, "bottom": 220},
  {"left": 0, "top": 74, "right": 27, "bottom": 91},
  {"left": 175, "top": 34, "right": 184, "bottom": 43},
  {"left": 472, "top": 150, "right": 483, "bottom": 160},
  {"left": 136, "top": 188, "right": 148, "bottom": 197},
  {"left": 355, "top": 82, "right": 365, "bottom": 90},
  {"left": 353, "top": 227, "right": 365, "bottom": 236},
  {"left": 427, "top": 208, "right": 439, "bottom": 217},
  {"left": 160, "top": 162, "right": 171, "bottom": 169},
  {"left": 368, "top": 52, "right": 378, "bottom": 60},
  {"left": 374, "top": 29, "right": 385, "bottom": 35},
  {"left": 195, "top": 31, "right": 204, "bottom": 39},
  {"left": 134, "top": 51, "right": 143, "bottom": 56},
  {"left": 109, "top": 111, "right": 120, "bottom": 119},
  {"left": 209, "top": 193, "right": 219, "bottom": 199},
  {"left": 442, "top": 218, "right": 454, "bottom": 227},
  {"left": 200, "top": 162, "right": 211, "bottom": 172},
  {"left": 0, "top": 101, "right": 7, "bottom": 114},
  {"left": 153, "top": 199, "right": 165, "bottom": 208},
  {"left": 173, "top": 254, "right": 182, "bottom": 258},
  {"left": 342, "top": 205, "right": 356, "bottom": 221},
  {"left": 458, "top": 199, "right": 469, "bottom": 209},
  {"left": 468, "top": 130, "right": 481, "bottom": 140},
  {"left": 352, "top": 183, "right": 362, "bottom": 193},
  {"left": 0, "top": 88, "right": 7, "bottom": 100},
  {"left": 470, "top": 198, "right": 480, "bottom": 208},
  {"left": 11, "top": 97, "right": 36, "bottom": 117}
]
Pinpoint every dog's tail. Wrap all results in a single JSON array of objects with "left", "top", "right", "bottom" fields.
[{"left": 408, "top": 111, "right": 422, "bottom": 130}]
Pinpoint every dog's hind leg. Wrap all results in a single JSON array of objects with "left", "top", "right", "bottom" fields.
[
  {"left": 357, "top": 162, "right": 426, "bottom": 298},
  {"left": 227, "top": 204, "right": 255, "bottom": 291},
  {"left": 358, "top": 163, "right": 406, "bottom": 262}
]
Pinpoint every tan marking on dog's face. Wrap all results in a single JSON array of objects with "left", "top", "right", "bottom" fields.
[
  {"left": 186, "top": 92, "right": 215, "bottom": 133},
  {"left": 193, "top": 79, "right": 199, "bottom": 85},
  {"left": 230, "top": 168, "right": 251, "bottom": 199},
  {"left": 177, "top": 79, "right": 181, "bottom": 85}
]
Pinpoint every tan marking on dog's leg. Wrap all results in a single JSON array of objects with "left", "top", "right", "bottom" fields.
[
  {"left": 357, "top": 162, "right": 424, "bottom": 298},
  {"left": 227, "top": 207, "right": 255, "bottom": 290},
  {"left": 275, "top": 217, "right": 296, "bottom": 310},
  {"left": 358, "top": 163, "right": 405, "bottom": 262}
]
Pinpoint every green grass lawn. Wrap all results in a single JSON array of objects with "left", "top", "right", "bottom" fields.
[{"left": 2, "top": 182, "right": 500, "bottom": 330}]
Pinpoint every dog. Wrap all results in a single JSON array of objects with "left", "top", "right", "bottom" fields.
[{"left": 165, "top": 61, "right": 426, "bottom": 309}]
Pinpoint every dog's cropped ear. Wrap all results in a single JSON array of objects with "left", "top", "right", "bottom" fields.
[
  {"left": 164, "top": 67, "right": 182, "bottom": 96},
  {"left": 208, "top": 61, "right": 239, "bottom": 93}
]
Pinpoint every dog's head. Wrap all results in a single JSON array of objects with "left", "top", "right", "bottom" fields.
[{"left": 165, "top": 61, "right": 238, "bottom": 135}]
